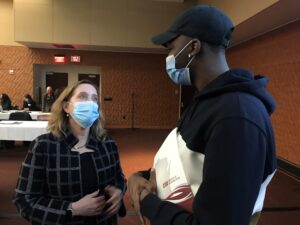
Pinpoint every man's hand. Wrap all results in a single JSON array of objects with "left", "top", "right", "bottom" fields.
[
  {"left": 128, "top": 172, "right": 155, "bottom": 225},
  {"left": 149, "top": 169, "right": 157, "bottom": 192}
]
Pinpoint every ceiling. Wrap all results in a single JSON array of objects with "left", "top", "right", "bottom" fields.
[
  {"left": 231, "top": 0, "right": 300, "bottom": 47},
  {"left": 21, "top": 0, "right": 300, "bottom": 53},
  {"left": 152, "top": 0, "right": 185, "bottom": 2}
]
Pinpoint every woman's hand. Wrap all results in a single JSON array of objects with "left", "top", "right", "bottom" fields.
[
  {"left": 103, "top": 185, "right": 123, "bottom": 216},
  {"left": 71, "top": 190, "right": 106, "bottom": 216}
]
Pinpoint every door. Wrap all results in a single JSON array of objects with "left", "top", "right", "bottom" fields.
[
  {"left": 78, "top": 74, "right": 100, "bottom": 89},
  {"left": 46, "top": 72, "right": 68, "bottom": 95},
  {"left": 180, "top": 85, "right": 197, "bottom": 115}
]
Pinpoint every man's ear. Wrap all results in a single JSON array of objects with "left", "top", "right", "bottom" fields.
[{"left": 189, "top": 39, "right": 201, "bottom": 57}]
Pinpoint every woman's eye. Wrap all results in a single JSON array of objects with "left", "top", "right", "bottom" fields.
[{"left": 78, "top": 95, "right": 87, "bottom": 100}]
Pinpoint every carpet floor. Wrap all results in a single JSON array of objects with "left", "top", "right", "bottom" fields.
[{"left": 0, "top": 129, "right": 299, "bottom": 225}]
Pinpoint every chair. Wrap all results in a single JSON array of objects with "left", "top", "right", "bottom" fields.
[
  {"left": 0, "top": 138, "right": 5, "bottom": 150},
  {"left": 8, "top": 112, "right": 32, "bottom": 121},
  {"left": 6, "top": 112, "right": 32, "bottom": 147}
]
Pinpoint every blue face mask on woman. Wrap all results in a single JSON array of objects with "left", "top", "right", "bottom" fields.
[
  {"left": 70, "top": 101, "right": 99, "bottom": 128},
  {"left": 166, "top": 40, "right": 195, "bottom": 85}
]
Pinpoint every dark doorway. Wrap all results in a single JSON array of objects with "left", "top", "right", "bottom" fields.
[
  {"left": 78, "top": 74, "right": 100, "bottom": 89},
  {"left": 180, "top": 85, "right": 197, "bottom": 115},
  {"left": 46, "top": 72, "right": 68, "bottom": 96},
  {"left": 34, "top": 86, "right": 42, "bottom": 106}
]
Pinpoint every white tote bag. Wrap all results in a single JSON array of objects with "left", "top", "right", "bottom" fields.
[{"left": 153, "top": 128, "right": 194, "bottom": 211}]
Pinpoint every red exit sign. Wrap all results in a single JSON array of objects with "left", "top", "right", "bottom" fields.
[
  {"left": 71, "top": 55, "right": 81, "bottom": 63},
  {"left": 53, "top": 55, "right": 66, "bottom": 64}
]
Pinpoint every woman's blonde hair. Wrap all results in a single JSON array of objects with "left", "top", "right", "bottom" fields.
[{"left": 47, "top": 80, "right": 106, "bottom": 140}]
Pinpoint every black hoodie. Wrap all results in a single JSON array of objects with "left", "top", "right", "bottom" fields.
[{"left": 140, "top": 69, "right": 277, "bottom": 225}]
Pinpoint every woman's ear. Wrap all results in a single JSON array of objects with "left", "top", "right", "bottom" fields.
[{"left": 62, "top": 101, "right": 70, "bottom": 114}]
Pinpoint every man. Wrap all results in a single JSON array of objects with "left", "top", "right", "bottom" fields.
[
  {"left": 42, "top": 86, "right": 55, "bottom": 112},
  {"left": 128, "top": 5, "right": 276, "bottom": 225}
]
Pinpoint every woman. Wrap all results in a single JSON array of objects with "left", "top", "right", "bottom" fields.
[
  {"left": 0, "top": 93, "right": 12, "bottom": 110},
  {"left": 13, "top": 80, "right": 126, "bottom": 225},
  {"left": 22, "top": 94, "right": 37, "bottom": 111}
]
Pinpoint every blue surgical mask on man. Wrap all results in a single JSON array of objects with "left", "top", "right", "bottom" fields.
[
  {"left": 70, "top": 101, "right": 99, "bottom": 128},
  {"left": 166, "top": 40, "right": 195, "bottom": 85}
]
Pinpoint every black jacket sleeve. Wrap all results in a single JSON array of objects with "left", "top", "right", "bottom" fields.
[
  {"left": 13, "top": 140, "right": 70, "bottom": 224},
  {"left": 106, "top": 138, "right": 127, "bottom": 217},
  {"left": 106, "top": 138, "right": 126, "bottom": 193},
  {"left": 140, "top": 118, "right": 267, "bottom": 225}
]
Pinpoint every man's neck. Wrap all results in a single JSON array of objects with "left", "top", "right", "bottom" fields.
[{"left": 192, "top": 55, "right": 229, "bottom": 90}]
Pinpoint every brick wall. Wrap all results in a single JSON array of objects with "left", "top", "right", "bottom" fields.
[
  {"left": 227, "top": 20, "right": 300, "bottom": 165},
  {"left": 0, "top": 47, "right": 179, "bottom": 129}
]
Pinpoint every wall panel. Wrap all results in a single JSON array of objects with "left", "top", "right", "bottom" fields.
[{"left": 228, "top": 20, "right": 300, "bottom": 165}]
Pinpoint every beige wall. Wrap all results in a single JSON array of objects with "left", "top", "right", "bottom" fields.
[
  {"left": 13, "top": 0, "right": 195, "bottom": 48},
  {"left": 2, "top": 0, "right": 280, "bottom": 48},
  {"left": 0, "top": 0, "right": 21, "bottom": 46}
]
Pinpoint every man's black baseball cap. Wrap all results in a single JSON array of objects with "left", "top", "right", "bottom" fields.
[{"left": 152, "top": 5, "right": 234, "bottom": 48}]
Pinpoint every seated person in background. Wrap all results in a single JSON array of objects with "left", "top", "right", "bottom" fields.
[
  {"left": 0, "top": 96, "right": 3, "bottom": 112},
  {"left": 0, "top": 93, "right": 12, "bottom": 110},
  {"left": 42, "top": 86, "right": 55, "bottom": 112},
  {"left": 22, "top": 94, "right": 37, "bottom": 111},
  {"left": 13, "top": 80, "right": 126, "bottom": 225}
]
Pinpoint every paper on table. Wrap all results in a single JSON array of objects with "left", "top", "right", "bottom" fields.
[{"left": 0, "top": 121, "right": 22, "bottom": 124}]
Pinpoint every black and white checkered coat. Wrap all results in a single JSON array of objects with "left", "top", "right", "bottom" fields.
[{"left": 13, "top": 131, "right": 126, "bottom": 225}]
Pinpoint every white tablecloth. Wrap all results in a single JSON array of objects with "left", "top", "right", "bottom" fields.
[
  {"left": 0, "top": 121, "right": 48, "bottom": 141},
  {"left": 0, "top": 111, "right": 51, "bottom": 120}
]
